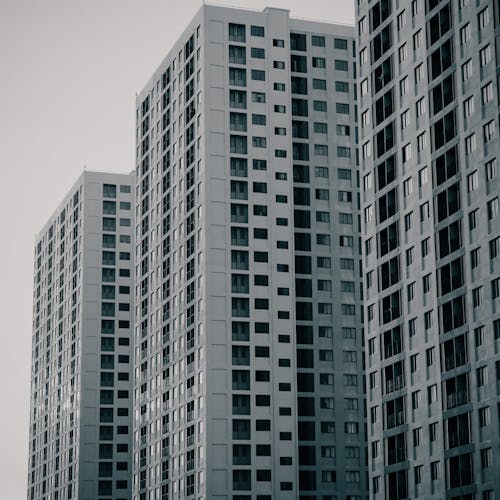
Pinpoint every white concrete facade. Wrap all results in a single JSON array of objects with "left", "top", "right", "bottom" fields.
[
  {"left": 357, "top": 0, "right": 500, "bottom": 498},
  {"left": 133, "top": 5, "right": 366, "bottom": 500},
  {"left": 28, "top": 171, "right": 135, "bottom": 500}
]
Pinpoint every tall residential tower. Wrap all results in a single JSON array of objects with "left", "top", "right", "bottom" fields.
[
  {"left": 28, "top": 171, "right": 135, "bottom": 500},
  {"left": 357, "top": 0, "right": 500, "bottom": 498},
  {"left": 133, "top": 4, "right": 366, "bottom": 499}
]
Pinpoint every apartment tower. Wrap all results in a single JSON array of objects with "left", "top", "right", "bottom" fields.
[
  {"left": 357, "top": 0, "right": 500, "bottom": 498},
  {"left": 28, "top": 171, "right": 135, "bottom": 499},
  {"left": 133, "top": 4, "right": 366, "bottom": 499}
]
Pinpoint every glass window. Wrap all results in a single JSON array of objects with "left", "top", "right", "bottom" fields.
[
  {"left": 311, "top": 35, "right": 325, "bottom": 47},
  {"left": 229, "top": 23, "right": 246, "bottom": 43},
  {"left": 251, "top": 25, "right": 264, "bottom": 37}
]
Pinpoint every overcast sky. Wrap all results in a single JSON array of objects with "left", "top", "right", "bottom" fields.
[{"left": 0, "top": 0, "right": 354, "bottom": 497}]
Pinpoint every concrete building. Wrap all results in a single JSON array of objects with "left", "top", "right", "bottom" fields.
[
  {"left": 356, "top": 0, "right": 500, "bottom": 498},
  {"left": 133, "top": 4, "right": 366, "bottom": 499},
  {"left": 28, "top": 171, "right": 135, "bottom": 500}
]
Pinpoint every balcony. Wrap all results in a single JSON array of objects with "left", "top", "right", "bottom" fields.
[
  {"left": 446, "top": 390, "right": 468, "bottom": 409},
  {"left": 385, "top": 375, "right": 404, "bottom": 393},
  {"left": 386, "top": 410, "right": 405, "bottom": 429}
]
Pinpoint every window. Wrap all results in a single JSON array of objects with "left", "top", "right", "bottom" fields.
[
  {"left": 251, "top": 25, "right": 264, "bottom": 37},
  {"left": 490, "top": 237, "right": 500, "bottom": 260},
  {"left": 312, "top": 57, "right": 326, "bottom": 68},
  {"left": 400, "top": 76, "right": 408, "bottom": 96},
  {"left": 482, "top": 82, "right": 493, "bottom": 105},
  {"left": 402, "top": 143, "right": 411, "bottom": 163},
  {"left": 460, "top": 23, "right": 471, "bottom": 44},
  {"left": 360, "top": 47, "right": 368, "bottom": 65},
  {"left": 424, "top": 310, "right": 433, "bottom": 330},
  {"left": 415, "top": 63, "right": 424, "bottom": 83},
  {"left": 337, "top": 169, "right": 351, "bottom": 182},
  {"left": 470, "top": 248, "right": 480, "bottom": 269},
  {"left": 416, "top": 97, "right": 426, "bottom": 117},
  {"left": 473, "top": 286, "right": 483, "bottom": 307},
  {"left": 431, "top": 461, "right": 439, "bottom": 480},
  {"left": 229, "top": 67, "right": 246, "bottom": 87},
  {"left": 251, "top": 47, "right": 265, "bottom": 59},
  {"left": 230, "top": 135, "right": 247, "bottom": 154},
  {"left": 477, "top": 366, "right": 487, "bottom": 386},
  {"left": 315, "top": 188, "right": 329, "bottom": 200},
  {"left": 479, "top": 406, "right": 490, "bottom": 427},
  {"left": 230, "top": 112, "right": 247, "bottom": 132},
  {"left": 252, "top": 92, "right": 265, "bottom": 103},
  {"left": 404, "top": 213, "right": 413, "bottom": 233},
  {"left": 337, "top": 146, "right": 351, "bottom": 158},
  {"left": 229, "top": 45, "right": 246, "bottom": 65},
  {"left": 469, "top": 210, "right": 478, "bottom": 230},
  {"left": 103, "top": 184, "right": 116, "bottom": 198},
  {"left": 251, "top": 69, "right": 265, "bottom": 81},
  {"left": 361, "top": 110, "right": 370, "bottom": 128},
  {"left": 403, "top": 178, "right": 413, "bottom": 197},
  {"left": 345, "top": 421, "right": 359, "bottom": 433},
  {"left": 335, "top": 102, "right": 349, "bottom": 115},
  {"left": 418, "top": 166, "right": 428, "bottom": 187},
  {"left": 462, "top": 59, "right": 472, "bottom": 81},
  {"left": 229, "top": 23, "right": 245, "bottom": 42},
  {"left": 484, "top": 120, "right": 495, "bottom": 143},
  {"left": 342, "top": 304, "right": 355, "bottom": 316},
  {"left": 313, "top": 78, "right": 326, "bottom": 90},
  {"left": 254, "top": 251, "right": 268, "bottom": 263},
  {"left": 253, "top": 182, "right": 267, "bottom": 193},
  {"left": 467, "top": 171, "right": 478, "bottom": 192},
  {"left": 478, "top": 7, "right": 490, "bottom": 30},
  {"left": 398, "top": 43, "right": 408, "bottom": 63},
  {"left": 488, "top": 197, "right": 499, "bottom": 220},
  {"left": 315, "top": 145, "right": 328, "bottom": 156},
  {"left": 481, "top": 448, "right": 492, "bottom": 469},
  {"left": 230, "top": 89, "right": 247, "bottom": 109},
  {"left": 252, "top": 136, "right": 266, "bottom": 148},
  {"left": 334, "top": 37, "right": 348, "bottom": 49},
  {"left": 480, "top": 45, "right": 491, "bottom": 66},
  {"left": 317, "top": 256, "right": 331, "bottom": 269},
  {"left": 400, "top": 109, "right": 410, "bottom": 130},
  {"left": 397, "top": 10, "right": 406, "bottom": 30},
  {"left": 313, "top": 100, "right": 327, "bottom": 112},
  {"left": 334, "top": 59, "right": 348, "bottom": 71},
  {"left": 360, "top": 78, "right": 368, "bottom": 96},
  {"left": 475, "top": 325, "right": 485, "bottom": 347},
  {"left": 465, "top": 133, "right": 476, "bottom": 154},
  {"left": 463, "top": 96, "right": 474, "bottom": 118}
]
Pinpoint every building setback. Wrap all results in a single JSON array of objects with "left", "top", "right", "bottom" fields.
[
  {"left": 28, "top": 171, "right": 135, "bottom": 500},
  {"left": 133, "top": 4, "right": 366, "bottom": 499},
  {"left": 356, "top": 0, "right": 500, "bottom": 498}
]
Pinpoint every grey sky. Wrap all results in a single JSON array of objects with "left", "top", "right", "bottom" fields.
[{"left": 0, "top": 0, "right": 354, "bottom": 497}]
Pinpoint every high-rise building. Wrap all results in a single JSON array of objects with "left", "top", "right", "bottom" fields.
[
  {"left": 133, "top": 4, "right": 366, "bottom": 499},
  {"left": 28, "top": 171, "right": 135, "bottom": 500},
  {"left": 357, "top": 0, "right": 500, "bottom": 498}
]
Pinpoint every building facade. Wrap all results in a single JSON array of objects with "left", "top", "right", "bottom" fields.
[
  {"left": 28, "top": 171, "right": 135, "bottom": 500},
  {"left": 133, "top": 4, "right": 366, "bottom": 499},
  {"left": 357, "top": 0, "right": 500, "bottom": 498}
]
